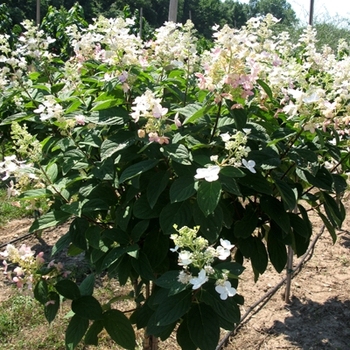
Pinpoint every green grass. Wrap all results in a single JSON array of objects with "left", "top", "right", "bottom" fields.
[{"left": 0, "top": 188, "right": 34, "bottom": 227}]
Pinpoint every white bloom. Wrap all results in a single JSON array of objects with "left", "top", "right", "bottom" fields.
[
  {"left": 178, "top": 270, "right": 192, "bottom": 284},
  {"left": 220, "top": 133, "right": 231, "bottom": 142},
  {"left": 242, "top": 159, "right": 256, "bottom": 173},
  {"left": 216, "top": 246, "right": 231, "bottom": 260},
  {"left": 189, "top": 269, "right": 208, "bottom": 290},
  {"left": 215, "top": 281, "right": 237, "bottom": 300},
  {"left": 170, "top": 245, "right": 179, "bottom": 253},
  {"left": 303, "top": 92, "right": 320, "bottom": 104},
  {"left": 194, "top": 165, "right": 220, "bottom": 182},
  {"left": 220, "top": 239, "right": 234, "bottom": 250},
  {"left": 178, "top": 251, "right": 192, "bottom": 266}
]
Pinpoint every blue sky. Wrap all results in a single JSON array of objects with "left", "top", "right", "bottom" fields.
[{"left": 238, "top": 0, "right": 350, "bottom": 25}]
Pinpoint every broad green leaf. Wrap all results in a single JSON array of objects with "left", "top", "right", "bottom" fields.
[
  {"left": 133, "top": 194, "right": 163, "bottom": 219},
  {"left": 230, "top": 106, "right": 247, "bottom": 130},
  {"left": 213, "top": 262, "right": 245, "bottom": 277},
  {"left": 103, "top": 309, "right": 136, "bottom": 349},
  {"left": 131, "top": 251, "right": 155, "bottom": 281},
  {"left": 46, "top": 163, "right": 58, "bottom": 182},
  {"left": 170, "top": 175, "right": 197, "bottom": 203},
  {"left": 257, "top": 79, "right": 273, "bottom": 100},
  {"left": 65, "top": 314, "right": 89, "bottom": 350},
  {"left": 34, "top": 279, "right": 49, "bottom": 304},
  {"left": 275, "top": 178, "right": 297, "bottom": 211},
  {"left": 238, "top": 236, "right": 268, "bottom": 275},
  {"left": 51, "top": 232, "right": 71, "bottom": 256},
  {"left": 44, "top": 291, "right": 60, "bottom": 324},
  {"left": 177, "top": 318, "right": 197, "bottom": 350},
  {"left": 154, "top": 290, "right": 192, "bottom": 326},
  {"left": 84, "top": 320, "right": 104, "bottom": 346},
  {"left": 249, "top": 148, "right": 281, "bottom": 170},
  {"left": 130, "top": 220, "right": 150, "bottom": 242},
  {"left": 267, "top": 224, "right": 287, "bottom": 273},
  {"left": 101, "top": 245, "right": 139, "bottom": 270},
  {"left": 119, "top": 160, "right": 159, "bottom": 183},
  {"left": 160, "top": 201, "right": 193, "bottom": 235},
  {"left": 322, "top": 191, "right": 345, "bottom": 229},
  {"left": 79, "top": 274, "right": 95, "bottom": 296},
  {"left": 187, "top": 303, "right": 220, "bottom": 350},
  {"left": 174, "top": 103, "right": 203, "bottom": 124},
  {"left": 18, "top": 188, "right": 52, "bottom": 199},
  {"left": 72, "top": 296, "right": 103, "bottom": 320},
  {"left": 146, "top": 313, "right": 177, "bottom": 339},
  {"left": 197, "top": 181, "right": 221, "bottom": 216},
  {"left": 193, "top": 204, "right": 223, "bottom": 243},
  {"left": 289, "top": 212, "right": 310, "bottom": 238},
  {"left": 332, "top": 174, "right": 348, "bottom": 194},
  {"left": 234, "top": 204, "right": 259, "bottom": 238},
  {"left": 161, "top": 144, "right": 193, "bottom": 165},
  {"left": 237, "top": 172, "right": 272, "bottom": 195},
  {"left": 55, "top": 280, "right": 81, "bottom": 300},
  {"left": 200, "top": 289, "right": 241, "bottom": 324},
  {"left": 220, "top": 175, "right": 242, "bottom": 196},
  {"left": 304, "top": 167, "right": 333, "bottom": 191},
  {"left": 100, "top": 139, "right": 133, "bottom": 161},
  {"left": 147, "top": 171, "right": 170, "bottom": 208},
  {"left": 155, "top": 270, "right": 188, "bottom": 295},
  {"left": 318, "top": 211, "right": 337, "bottom": 244},
  {"left": 29, "top": 211, "right": 71, "bottom": 233},
  {"left": 143, "top": 229, "right": 169, "bottom": 270},
  {"left": 69, "top": 217, "right": 89, "bottom": 251},
  {"left": 260, "top": 196, "right": 290, "bottom": 234},
  {"left": 220, "top": 166, "right": 245, "bottom": 178},
  {"left": 90, "top": 99, "right": 118, "bottom": 111}
]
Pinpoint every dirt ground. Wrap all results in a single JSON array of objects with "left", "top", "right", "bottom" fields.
[{"left": 0, "top": 207, "right": 349, "bottom": 349}]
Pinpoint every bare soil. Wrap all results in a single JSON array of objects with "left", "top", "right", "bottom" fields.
[{"left": 0, "top": 207, "right": 349, "bottom": 349}]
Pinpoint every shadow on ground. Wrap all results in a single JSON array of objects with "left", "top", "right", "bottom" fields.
[{"left": 267, "top": 296, "right": 350, "bottom": 349}]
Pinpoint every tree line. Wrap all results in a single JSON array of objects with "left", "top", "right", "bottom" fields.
[{"left": 0, "top": 0, "right": 298, "bottom": 38}]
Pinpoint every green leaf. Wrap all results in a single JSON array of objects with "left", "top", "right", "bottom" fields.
[
  {"left": 79, "top": 274, "right": 95, "bottom": 296},
  {"left": 220, "top": 175, "right": 242, "bottom": 196},
  {"left": 234, "top": 204, "right": 259, "bottom": 238},
  {"left": 52, "top": 232, "right": 71, "bottom": 256},
  {"left": 119, "top": 160, "right": 159, "bottom": 183},
  {"left": 175, "top": 103, "right": 203, "bottom": 124},
  {"left": 160, "top": 201, "right": 193, "bottom": 235},
  {"left": 220, "top": 166, "right": 245, "bottom": 178},
  {"left": 213, "top": 262, "right": 245, "bottom": 277},
  {"left": 84, "top": 320, "right": 104, "bottom": 346},
  {"left": 101, "top": 245, "right": 139, "bottom": 270},
  {"left": 72, "top": 296, "right": 103, "bottom": 320},
  {"left": 332, "top": 174, "right": 348, "bottom": 194},
  {"left": 103, "top": 309, "right": 136, "bottom": 349},
  {"left": 238, "top": 236, "right": 268, "bottom": 275},
  {"left": 46, "top": 163, "right": 58, "bottom": 182},
  {"left": 133, "top": 194, "right": 162, "bottom": 219},
  {"left": 147, "top": 171, "right": 170, "bottom": 208},
  {"left": 100, "top": 139, "right": 133, "bottom": 161},
  {"left": 154, "top": 290, "right": 192, "bottom": 326},
  {"left": 187, "top": 303, "right": 220, "bottom": 350},
  {"left": 197, "top": 181, "right": 221, "bottom": 216},
  {"left": 274, "top": 178, "right": 297, "bottom": 211},
  {"left": 143, "top": 229, "right": 169, "bottom": 270},
  {"left": 249, "top": 148, "right": 281, "bottom": 170},
  {"left": 34, "top": 279, "right": 49, "bottom": 304},
  {"left": 318, "top": 211, "right": 337, "bottom": 244},
  {"left": 131, "top": 251, "right": 155, "bottom": 281},
  {"left": 55, "top": 280, "right": 81, "bottom": 300},
  {"left": 304, "top": 167, "right": 333, "bottom": 191},
  {"left": 322, "top": 191, "right": 344, "bottom": 229},
  {"left": 170, "top": 175, "right": 197, "bottom": 203},
  {"left": 230, "top": 107, "right": 247, "bottom": 130},
  {"left": 200, "top": 289, "right": 241, "bottom": 324},
  {"left": 177, "top": 318, "right": 197, "bottom": 350},
  {"left": 267, "top": 224, "right": 287, "bottom": 273},
  {"left": 65, "top": 314, "right": 89, "bottom": 350},
  {"left": 29, "top": 211, "right": 71, "bottom": 233},
  {"left": 155, "top": 271, "right": 188, "bottom": 295},
  {"left": 237, "top": 172, "right": 272, "bottom": 195},
  {"left": 193, "top": 204, "right": 223, "bottom": 243},
  {"left": 161, "top": 144, "right": 192, "bottom": 165},
  {"left": 90, "top": 99, "right": 118, "bottom": 111},
  {"left": 44, "top": 291, "right": 60, "bottom": 324},
  {"left": 289, "top": 212, "right": 310, "bottom": 239},
  {"left": 260, "top": 196, "right": 290, "bottom": 234},
  {"left": 257, "top": 79, "right": 273, "bottom": 100}
]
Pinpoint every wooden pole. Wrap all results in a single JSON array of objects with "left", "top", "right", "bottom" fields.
[
  {"left": 168, "top": 0, "right": 179, "bottom": 22},
  {"left": 36, "top": 0, "right": 40, "bottom": 26},
  {"left": 309, "top": 0, "right": 315, "bottom": 25}
]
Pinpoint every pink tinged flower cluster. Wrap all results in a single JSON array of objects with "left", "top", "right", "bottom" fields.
[{"left": 0, "top": 155, "right": 36, "bottom": 182}]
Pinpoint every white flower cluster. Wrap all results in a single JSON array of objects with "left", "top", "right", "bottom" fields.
[
  {"left": 170, "top": 225, "right": 237, "bottom": 300},
  {"left": 0, "top": 244, "right": 45, "bottom": 289},
  {"left": 131, "top": 89, "right": 170, "bottom": 144},
  {"left": 0, "top": 155, "right": 36, "bottom": 182},
  {"left": 33, "top": 95, "right": 63, "bottom": 121}
]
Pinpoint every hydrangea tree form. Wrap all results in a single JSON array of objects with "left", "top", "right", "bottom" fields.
[{"left": 0, "top": 14, "right": 349, "bottom": 350}]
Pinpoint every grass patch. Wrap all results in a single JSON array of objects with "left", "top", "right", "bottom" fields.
[{"left": 0, "top": 188, "right": 33, "bottom": 227}]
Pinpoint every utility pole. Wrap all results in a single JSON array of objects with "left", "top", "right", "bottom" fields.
[
  {"left": 309, "top": 0, "right": 314, "bottom": 25},
  {"left": 168, "top": 0, "right": 179, "bottom": 22},
  {"left": 36, "top": 0, "right": 41, "bottom": 26}
]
